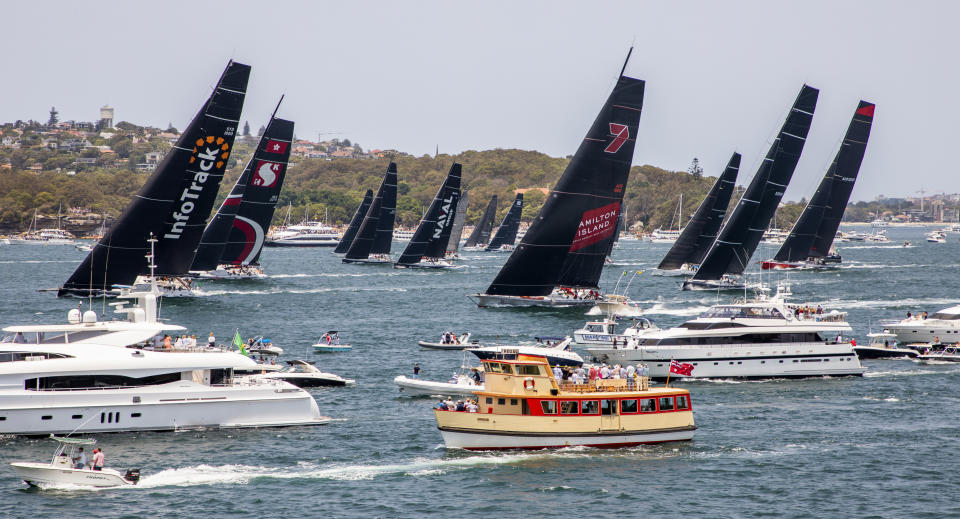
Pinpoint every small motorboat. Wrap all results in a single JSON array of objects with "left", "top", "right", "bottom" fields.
[
  {"left": 467, "top": 337, "right": 584, "bottom": 367},
  {"left": 313, "top": 331, "right": 352, "bottom": 352},
  {"left": 251, "top": 360, "right": 355, "bottom": 387},
  {"left": 248, "top": 336, "right": 283, "bottom": 356},
  {"left": 926, "top": 231, "right": 946, "bottom": 243},
  {"left": 394, "top": 371, "right": 483, "bottom": 397},
  {"left": 419, "top": 332, "right": 474, "bottom": 350},
  {"left": 75, "top": 243, "right": 93, "bottom": 252},
  {"left": 917, "top": 344, "right": 960, "bottom": 362},
  {"left": 10, "top": 436, "right": 141, "bottom": 488},
  {"left": 852, "top": 332, "right": 919, "bottom": 359}
]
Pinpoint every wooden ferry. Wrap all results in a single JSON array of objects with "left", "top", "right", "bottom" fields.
[{"left": 433, "top": 351, "right": 695, "bottom": 450}]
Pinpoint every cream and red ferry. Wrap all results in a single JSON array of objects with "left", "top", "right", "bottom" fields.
[{"left": 433, "top": 351, "right": 695, "bottom": 450}]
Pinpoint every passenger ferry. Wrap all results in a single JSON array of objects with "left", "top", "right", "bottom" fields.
[{"left": 433, "top": 351, "right": 695, "bottom": 450}]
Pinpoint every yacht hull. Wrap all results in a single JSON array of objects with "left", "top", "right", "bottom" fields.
[
  {"left": 394, "top": 376, "right": 482, "bottom": 397},
  {"left": 853, "top": 346, "right": 919, "bottom": 359},
  {"left": 437, "top": 425, "right": 695, "bottom": 450},
  {"left": 11, "top": 463, "right": 134, "bottom": 487},
  {"left": 470, "top": 294, "right": 599, "bottom": 308}
]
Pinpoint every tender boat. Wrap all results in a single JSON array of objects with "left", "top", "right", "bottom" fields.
[
  {"left": 418, "top": 333, "right": 474, "bottom": 350},
  {"left": 11, "top": 436, "right": 141, "bottom": 488},
  {"left": 247, "top": 337, "right": 282, "bottom": 356},
  {"left": 917, "top": 344, "right": 960, "bottom": 362},
  {"left": 313, "top": 331, "right": 352, "bottom": 352},
  {"left": 468, "top": 337, "right": 583, "bottom": 367},
  {"left": 882, "top": 307, "right": 960, "bottom": 344},
  {"left": 853, "top": 332, "right": 919, "bottom": 359},
  {"left": 395, "top": 370, "right": 483, "bottom": 397},
  {"left": 248, "top": 360, "right": 355, "bottom": 387},
  {"left": 433, "top": 352, "right": 695, "bottom": 450},
  {"left": 573, "top": 318, "right": 659, "bottom": 346},
  {"left": 586, "top": 283, "right": 866, "bottom": 379}
]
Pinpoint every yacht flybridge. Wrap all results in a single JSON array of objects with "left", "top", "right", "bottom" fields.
[{"left": 586, "top": 284, "right": 865, "bottom": 379}]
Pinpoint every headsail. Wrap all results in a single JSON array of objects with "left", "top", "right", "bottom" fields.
[
  {"left": 464, "top": 195, "right": 497, "bottom": 247},
  {"left": 486, "top": 193, "right": 523, "bottom": 251},
  {"left": 220, "top": 117, "right": 294, "bottom": 266},
  {"left": 692, "top": 85, "right": 819, "bottom": 281},
  {"left": 446, "top": 189, "right": 468, "bottom": 255},
  {"left": 344, "top": 162, "right": 398, "bottom": 260},
  {"left": 394, "top": 163, "right": 462, "bottom": 266},
  {"left": 333, "top": 189, "right": 374, "bottom": 254},
  {"left": 59, "top": 61, "right": 250, "bottom": 296},
  {"left": 657, "top": 153, "right": 740, "bottom": 270},
  {"left": 485, "top": 69, "right": 645, "bottom": 296}
]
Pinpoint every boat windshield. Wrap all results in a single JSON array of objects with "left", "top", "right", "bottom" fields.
[
  {"left": 930, "top": 312, "right": 960, "bottom": 321},
  {"left": 700, "top": 306, "right": 785, "bottom": 320}
]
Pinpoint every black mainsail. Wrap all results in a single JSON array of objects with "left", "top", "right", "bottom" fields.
[
  {"left": 344, "top": 162, "right": 398, "bottom": 261},
  {"left": 59, "top": 61, "right": 250, "bottom": 296},
  {"left": 691, "top": 85, "right": 819, "bottom": 281},
  {"left": 394, "top": 163, "right": 462, "bottom": 266},
  {"left": 482, "top": 63, "right": 645, "bottom": 297},
  {"left": 657, "top": 153, "right": 740, "bottom": 270},
  {"left": 333, "top": 189, "right": 374, "bottom": 255},
  {"left": 220, "top": 117, "right": 294, "bottom": 267},
  {"left": 446, "top": 189, "right": 468, "bottom": 255},
  {"left": 464, "top": 195, "right": 497, "bottom": 248},
  {"left": 486, "top": 193, "right": 523, "bottom": 251}
]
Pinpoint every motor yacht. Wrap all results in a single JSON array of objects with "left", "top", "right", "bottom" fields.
[
  {"left": 573, "top": 318, "right": 660, "bottom": 346},
  {"left": 467, "top": 337, "right": 583, "bottom": 367},
  {"left": 265, "top": 221, "right": 340, "bottom": 247},
  {"left": 648, "top": 228, "right": 681, "bottom": 243},
  {"left": 882, "top": 307, "right": 960, "bottom": 344},
  {"left": 586, "top": 284, "right": 865, "bottom": 379}
]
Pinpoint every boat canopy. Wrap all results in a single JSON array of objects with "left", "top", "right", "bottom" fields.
[{"left": 50, "top": 435, "right": 97, "bottom": 445}]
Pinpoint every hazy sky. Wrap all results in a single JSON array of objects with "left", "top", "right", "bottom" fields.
[{"left": 4, "top": 1, "right": 955, "bottom": 201}]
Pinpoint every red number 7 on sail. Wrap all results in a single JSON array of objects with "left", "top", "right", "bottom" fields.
[{"left": 604, "top": 123, "right": 629, "bottom": 153}]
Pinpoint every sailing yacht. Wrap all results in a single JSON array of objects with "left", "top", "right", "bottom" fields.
[
  {"left": 343, "top": 162, "right": 399, "bottom": 264},
  {"left": 471, "top": 49, "right": 645, "bottom": 308},
  {"left": 760, "top": 101, "right": 876, "bottom": 270},
  {"left": 485, "top": 193, "right": 523, "bottom": 252},
  {"left": 444, "top": 190, "right": 468, "bottom": 259},
  {"left": 10, "top": 208, "right": 76, "bottom": 245},
  {"left": 393, "top": 163, "right": 462, "bottom": 269},
  {"left": 462, "top": 195, "right": 498, "bottom": 251},
  {"left": 683, "top": 85, "right": 819, "bottom": 291},
  {"left": 333, "top": 190, "right": 374, "bottom": 256},
  {"left": 648, "top": 195, "right": 683, "bottom": 243}
]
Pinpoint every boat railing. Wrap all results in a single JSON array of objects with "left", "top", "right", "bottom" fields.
[
  {"left": 794, "top": 312, "right": 847, "bottom": 324},
  {"left": 559, "top": 377, "right": 649, "bottom": 393}
]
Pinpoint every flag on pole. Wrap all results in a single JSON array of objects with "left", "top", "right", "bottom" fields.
[
  {"left": 233, "top": 329, "right": 247, "bottom": 356},
  {"left": 669, "top": 359, "right": 694, "bottom": 376}
]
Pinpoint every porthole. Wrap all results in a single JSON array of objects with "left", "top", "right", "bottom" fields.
[
  {"left": 41, "top": 415, "right": 52, "bottom": 420},
  {"left": 72, "top": 414, "right": 82, "bottom": 419},
  {"left": 131, "top": 413, "right": 142, "bottom": 418}
]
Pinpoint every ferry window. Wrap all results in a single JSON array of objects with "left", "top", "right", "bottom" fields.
[
  {"left": 541, "top": 401, "right": 557, "bottom": 414},
  {"left": 581, "top": 400, "right": 599, "bottom": 415},
  {"left": 521, "top": 400, "right": 530, "bottom": 415},
  {"left": 639, "top": 399, "right": 656, "bottom": 413},
  {"left": 510, "top": 399, "right": 518, "bottom": 405},
  {"left": 560, "top": 401, "right": 579, "bottom": 414},
  {"left": 601, "top": 400, "right": 618, "bottom": 416},
  {"left": 517, "top": 365, "right": 540, "bottom": 376},
  {"left": 676, "top": 395, "right": 690, "bottom": 410},
  {"left": 498, "top": 398, "right": 506, "bottom": 405},
  {"left": 659, "top": 397, "right": 675, "bottom": 412},
  {"left": 485, "top": 397, "right": 493, "bottom": 404},
  {"left": 500, "top": 364, "right": 514, "bottom": 375},
  {"left": 486, "top": 363, "right": 502, "bottom": 373},
  {"left": 621, "top": 399, "right": 638, "bottom": 414}
]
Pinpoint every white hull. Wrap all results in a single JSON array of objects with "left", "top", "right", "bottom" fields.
[
  {"left": 11, "top": 463, "right": 134, "bottom": 487},
  {"left": 468, "top": 344, "right": 583, "bottom": 367},
  {"left": 342, "top": 257, "right": 392, "bottom": 265},
  {"left": 191, "top": 267, "right": 266, "bottom": 280},
  {"left": 438, "top": 426, "right": 695, "bottom": 450},
  {"left": 394, "top": 375, "right": 482, "bottom": 397},
  {"left": 883, "top": 323, "right": 960, "bottom": 344},
  {"left": 586, "top": 342, "right": 865, "bottom": 379}
]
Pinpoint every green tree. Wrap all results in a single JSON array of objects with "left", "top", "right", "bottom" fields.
[
  {"left": 243, "top": 121, "right": 251, "bottom": 136},
  {"left": 47, "top": 107, "right": 59, "bottom": 126}
]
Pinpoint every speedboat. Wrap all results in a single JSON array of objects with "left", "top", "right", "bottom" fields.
[
  {"left": 467, "top": 337, "right": 583, "bottom": 367},
  {"left": 248, "top": 360, "right": 355, "bottom": 387},
  {"left": 853, "top": 332, "right": 919, "bottom": 359},
  {"left": 917, "top": 344, "right": 960, "bottom": 362},
  {"left": 586, "top": 283, "right": 865, "bottom": 379},
  {"left": 573, "top": 318, "right": 659, "bottom": 346},
  {"left": 882, "top": 307, "right": 960, "bottom": 344},
  {"left": 926, "top": 231, "right": 946, "bottom": 243},
  {"left": 394, "top": 372, "right": 483, "bottom": 397},
  {"left": 419, "top": 333, "right": 474, "bottom": 350},
  {"left": 313, "top": 331, "right": 352, "bottom": 352},
  {"left": 248, "top": 337, "right": 282, "bottom": 356},
  {"left": 11, "top": 436, "right": 141, "bottom": 488}
]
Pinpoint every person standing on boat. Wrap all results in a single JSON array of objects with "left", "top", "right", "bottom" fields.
[
  {"left": 162, "top": 335, "right": 172, "bottom": 349},
  {"left": 92, "top": 448, "right": 104, "bottom": 471},
  {"left": 413, "top": 363, "right": 421, "bottom": 379},
  {"left": 73, "top": 447, "right": 86, "bottom": 469},
  {"left": 207, "top": 332, "right": 216, "bottom": 348}
]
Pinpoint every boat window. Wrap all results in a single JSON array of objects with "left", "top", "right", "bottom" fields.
[
  {"left": 560, "top": 401, "right": 579, "bottom": 414},
  {"left": 659, "top": 397, "right": 675, "bottom": 412},
  {"left": 931, "top": 312, "right": 960, "bottom": 320},
  {"left": 587, "top": 324, "right": 604, "bottom": 332},
  {"left": 639, "top": 398, "right": 656, "bottom": 413},
  {"left": 0, "top": 351, "right": 73, "bottom": 363},
  {"left": 209, "top": 368, "right": 233, "bottom": 386},
  {"left": 601, "top": 400, "right": 618, "bottom": 416},
  {"left": 676, "top": 395, "right": 690, "bottom": 410},
  {"left": 498, "top": 398, "right": 506, "bottom": 405},
  {"left": 581, "top": 400, "right": 599, "bottom": 415},
  {"left": 24, "top": 372, "right": 182, "bottom": 391},
  {"left": 621, "top": 399, "right": 638, "bottom": 414},
  {"left": 516, "top": 365, "right": 540, "bottom": 376},
  {"left": 500, "top": 364, "right": 513, "bottom": 375},
  {"left": 485, "top": 397, "right": 493, "bottom": 404},
  {"left": 510, "top": 399, "right": 518, "bottom": 405},
  {"left": 521, "top": 399, "right": 530, "bottom": 415},
  {"left": 486, "top": 363, "right": 502, "bottom": 373},
  {"left": 540, "top": 400, "right": 557, "bottom": 414}
]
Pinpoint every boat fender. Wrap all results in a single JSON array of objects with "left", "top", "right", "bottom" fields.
[{"left": 523, "top": 377, "right": 535, "bottom": 390}]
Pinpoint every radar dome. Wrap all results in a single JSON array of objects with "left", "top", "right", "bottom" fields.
[
  {"left": 82, "top": 310, "right": 98, "bottom": 323},
  {"left": 67, "top": 308, "right": 81, "bottom": 324}
]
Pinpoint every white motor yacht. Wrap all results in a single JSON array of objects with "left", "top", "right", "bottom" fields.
[
  {"left": 925, "top": 231, "right": 946, "bottom": 243},
  {"left": 648, "top": 228, "right": 681, "bottom": 243},
  {"left": 392, "top": 229, "right": 415, "bottom": 242},
  {"left": 0, "top": 282, "right": 329, "bottom": 435},
  {"left": 882, "top": 307, "right": 960, "bottom": 344},
  {"left": 467, "top": 338, "right": 583, "bottom": 367},
  {"left": 265, "top": 221, "right": 340, "bottom": 247},
  {"left": 586, "top": 284, "right": 865, "bottom": 379},
  {"left": 394, "top": 374, "right": 483, "bottom": 397},
  {"left": 573, "top": 318, "right": 660, "bottom": 346}
]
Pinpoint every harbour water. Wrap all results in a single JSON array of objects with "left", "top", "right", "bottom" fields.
[{"left": 1, "top": 228, "right": 958, "bottom": 518}]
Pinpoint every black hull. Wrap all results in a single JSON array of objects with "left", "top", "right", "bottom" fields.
[
  {"left": 853, "top": 346, "right": 919, "bottom": 359},
  {"left": 275, "top": 376, "right": 349, "bottom": 388},
  {"left": 469, "top": 350, "right": 582, "bottom": 368}
]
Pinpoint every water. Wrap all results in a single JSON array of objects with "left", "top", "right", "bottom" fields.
[{"left": 0, "top": 228, "right": 957, "bottom": 518}]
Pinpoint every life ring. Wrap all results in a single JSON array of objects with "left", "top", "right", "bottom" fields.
[{"left": 523, "top": 377, "right": 535, "bottom": 390}]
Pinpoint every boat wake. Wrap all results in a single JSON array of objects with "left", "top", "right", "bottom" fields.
[
  {"left": 642, "top": 302, "right": 709, "bottom": 317},
  {"left": 192, "top": 287, "right": 409, "bottom": 297},
  {"left": 863, "top": 367, "right": 956, "bottom": 378},
  {"left": 812, "top": 297, "right": 960, "bottom": 310}
]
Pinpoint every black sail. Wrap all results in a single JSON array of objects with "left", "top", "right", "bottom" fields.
[
  {"left": 486, "top": 73, "right": 645, "bottom": 296},
  {"left": 189, "top": 158, "right": 251, "bottom": 271},
  {"left": 658, "top": 153, "right": 740, "bottom": 269},
  {"left": 395, "top": 163, "right": 462, "bottom": 265},
  {"left": 772, "top": 172, "right": 832, "bottom": 262},
  {"left": 486, "top": 193, "right": 523, "bottom": 251},
  {"left": 807, "top": 101, "right": 875, "bottom": 258},
  {"left": 344, "top": 162, "right": 397, "bottom": 260},
  {"left": 59, "top": 61, "right": 250, "bottom": 296},
  {"left": 693, "top": 85, "right": 819, "bottom": 281},
  {"left": 446, "top": 189, "right": 468, "bottom": 254},
  {"left": 220, "top": 117, "right": 294, "bottom": 266},
  {"left": 333, "top": 189, "right": 373, "bottom": 254},
  {"left": 464, "top": 195, "right": 497, "bottom": 247}
]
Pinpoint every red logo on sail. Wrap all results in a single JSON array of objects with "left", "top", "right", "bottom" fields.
[
  {"left": 569, "top": 202, "right": 620, "bottom": 252},
  {"left": 265, "top": 140, "right": 288, "bottom": 154},
  {"left": 252, "top": 161, "right": 282, "bottom": 188},
  {"left": 603, "top": 123, "right": 629, "bottom": 153}
]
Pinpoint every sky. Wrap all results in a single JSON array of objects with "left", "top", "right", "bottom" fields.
[{"left": 3, "top": 0, "right": 956, "bottom": 202}]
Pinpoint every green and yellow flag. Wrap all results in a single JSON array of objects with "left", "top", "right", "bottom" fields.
[{"left": 233, "top": 330, "right": 247, "bottom": 356}]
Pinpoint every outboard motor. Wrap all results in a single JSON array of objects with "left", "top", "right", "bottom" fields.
[{"left": 124, "top": 468, "right": 141, "bottom": 484}]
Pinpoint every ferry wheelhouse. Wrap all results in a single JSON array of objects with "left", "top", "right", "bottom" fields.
[{"left": 434, "top": 352, "right": 695, "bottom": 450}]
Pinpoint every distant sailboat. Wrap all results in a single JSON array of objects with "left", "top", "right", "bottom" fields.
[
  {"left": 470, "top": 50, "right": 645, "bottom": 307},
  {"left": 683, "top": 85, "right": 819, "bottom": 291},
  {"left": 462, "top": 195, "right": 497, "bottom": 251},
  {"left": 485, "top": 193, "right": 523, "bottom": 251},
  {"left": 445, "top": 189, "right": 468, "bottom": 259},
  {"left": 58, "top": 61, "right": 250, "bottom": 297},
  {"left": 333, "top": 190, "right": 374, "bottom": 255},
  {"left": 343, "top": 162, "right": 399, "bottom": 264},
  {"left": 761, "top": 101, "right": 875, "bottom": 270},
  {"left": 394, "top": 163, "right": 462, "bottom": 269}
]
